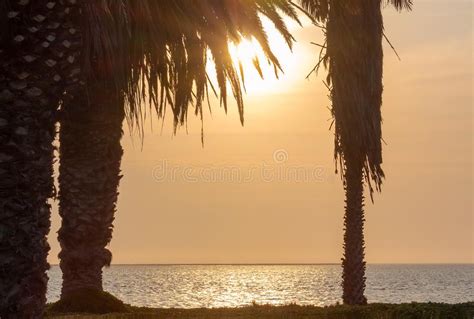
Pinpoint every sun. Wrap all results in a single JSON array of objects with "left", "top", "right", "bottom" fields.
[
  {"left": 228, "top": 37, "right": 287, "bottom": 96},
  {"left": 208, "top": 17, "right": 302, "bottom": 97},
  {"left": 230, "top": 39, "right": 261, "bottom": 64},
  {"left": 227, "top": 18, "right": 294, "bottom": 94}
]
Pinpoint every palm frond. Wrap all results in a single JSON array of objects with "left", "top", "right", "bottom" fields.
[
  {"left": 299, "top": 0, "right": 411, "bottom": 195},
  {"left": 80, "top": 0, "right": 131, "bottom": 105},
  {"left": 79, "top": 0, "right": 300, "bottom": 134},
  {"left": 386, "top": 0, "right": 413, "bottom": 11},
  {"left": 327, "top": 1, "right": 386, "bottom": 196},
  {"left": 298, "top": 0, "right": 329, "bottom": 22}
]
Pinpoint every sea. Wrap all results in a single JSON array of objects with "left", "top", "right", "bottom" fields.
[{"left": 46, "top": 264, "right": 473, "bottom": 308}]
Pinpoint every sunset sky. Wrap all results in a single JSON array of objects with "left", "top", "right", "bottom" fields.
[{"left": 49, "top": 0, "right": 472, "bottom": 264}]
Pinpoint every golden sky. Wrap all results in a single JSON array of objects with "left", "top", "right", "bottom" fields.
[{"left": 49, "top": 0, "right": 473, "bottom": 264}]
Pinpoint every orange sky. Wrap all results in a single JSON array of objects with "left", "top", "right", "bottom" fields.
[{"left": 48, "top": 1, "right": 473, "bottom": 264}]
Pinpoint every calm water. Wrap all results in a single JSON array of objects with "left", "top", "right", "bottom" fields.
[{"left": 47, "top": 264, "right": 473, "bottom": 308}]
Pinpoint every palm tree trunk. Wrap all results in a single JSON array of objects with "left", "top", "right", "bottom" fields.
[
  {"left": 341, "top": 157, "right": 367, "bottom": 305},
  {"left": 0, "top": 1, "right": 81, "bottom": 317},
  {"left": 326, "top": 0, "right": 384, "bottom": 305},
  {"left": 58, "top": 85, "right": 124, "bottom": 298},
  {"left": 0, "top": 86, "right": 56, "bottom": 318}
]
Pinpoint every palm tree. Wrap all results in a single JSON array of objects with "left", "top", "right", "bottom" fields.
[
  {"left": 300, "top": 0, "right": 412, "bottom": 305},
  {"left": 56, "top": 0, "right": 301, "bottom": 308},
  {"left": 0, "top": 1, "right": 83, "bottom": 317},
  {"left": 56, "top": 2, "right": 131, "bottom": 302},
  {"left": 57, "top": 86, "right": 125, "bottom": 299}
]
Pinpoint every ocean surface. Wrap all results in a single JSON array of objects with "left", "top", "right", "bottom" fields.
[{"left": 47, "top": 264, "right": 473, "bottom": 308}]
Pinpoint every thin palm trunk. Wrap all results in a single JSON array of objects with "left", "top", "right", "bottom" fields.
[
  {"left": 342, "top": 157, "right": 367, "bottom": 305},
  {"left": 327, "top": 0, "right": 384, "bottom": 305},
  {"left": 58, "top": 85, "right": 124, "bottom": 298},
  {"left": 0, "top": 1, "right": 81, "bottom": 316}
]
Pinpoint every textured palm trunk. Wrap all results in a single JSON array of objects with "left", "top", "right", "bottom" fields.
[
  {"left": 58, "top": 85, "right": 124, "bottom": 298},
  {"left": 0, "top": 80, "right": 56, "bottom": 319},
  {"left": 0, "top": 1, "right": 81, "bottom": 317},
  {"left": 341, "top": 157, "right": 367, "bottom": 305},
  {"left": 327, "top": 0, "right": 384, "bottom": 305}
]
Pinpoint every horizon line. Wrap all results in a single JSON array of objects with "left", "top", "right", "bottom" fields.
[{"left": 48, "top": 262, "right": 474, "bottom": 266}]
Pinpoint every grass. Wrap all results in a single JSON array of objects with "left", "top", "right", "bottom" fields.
[{"left": 46, "top": 301, "right": 474, "bottom": 319}]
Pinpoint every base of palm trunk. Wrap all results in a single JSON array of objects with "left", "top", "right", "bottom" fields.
[
  {"left": 59, "top": 249, "right": 108, "bottom": 297},
  {"left": 49, "top": 288, "right": 129, "bottom": 314}
]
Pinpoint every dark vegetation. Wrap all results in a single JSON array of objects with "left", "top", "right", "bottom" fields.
[
  {"left": 48, "top": 289, "right": 129, "bottom": 314},
  {"left": 47, "top": 301, "right": 474, "bottom": 319}
]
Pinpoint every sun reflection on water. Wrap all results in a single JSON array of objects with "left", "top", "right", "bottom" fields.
[{"left": 46, "top": 264, "right": 474, "bottom": 308}]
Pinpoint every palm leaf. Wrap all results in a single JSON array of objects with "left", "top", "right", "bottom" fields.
[
  {"left": 299, "top": 0, "right": 412, "bottom": 194},
  {"left": 386, "top": 0, "right": 413, "bottom": 11},
  {"left": 79, "top": 0, "right": 300, "bottom": 134}
]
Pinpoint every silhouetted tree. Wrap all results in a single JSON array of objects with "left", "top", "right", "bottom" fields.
[
  {"left": 56, "top": 0, "right": 300, "bottom": 308},
  {"left": 0, "top": 0, "right": 82, "bottom": 317},
  {"left": 300, "top": 0, "right": 412, "bottom": 305}
]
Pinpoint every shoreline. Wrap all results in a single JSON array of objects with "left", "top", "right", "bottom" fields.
[{"left": 47, "top": 302, "right": 474, "bottom": 318}]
